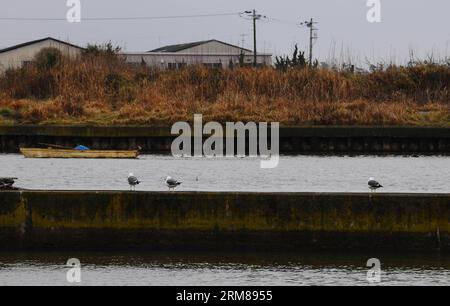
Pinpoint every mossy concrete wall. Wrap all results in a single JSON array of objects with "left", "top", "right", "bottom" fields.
[
  {"left": 0, "top": 191, "right": 449, "bottom": 252},
  {"left": 0, "top": 125, "right": 449, "bottom": 154}
]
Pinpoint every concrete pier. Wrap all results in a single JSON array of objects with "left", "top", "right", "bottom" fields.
[
  {"left": 0, "top": 125, "right": 449, "bottom": 154},
  {"left": 0, "top": 190, "right": 448, "bottom": 252}
]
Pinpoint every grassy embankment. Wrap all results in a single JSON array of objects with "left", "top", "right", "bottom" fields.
[{"left": 0, "top": 51, "right": 449, "bottom": 126}]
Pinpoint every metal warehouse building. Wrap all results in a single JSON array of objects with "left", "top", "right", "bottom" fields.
[
  {"left": 122, "top": 39, "right": 272, "bottom": 69},
  {"left": 0, "top": 37, "right": 83, "bottom": 72}
]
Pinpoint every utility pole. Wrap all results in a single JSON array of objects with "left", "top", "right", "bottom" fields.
[
  {"left": 300, "top": 18, "right": 318, "bottom": 67},
  {"left": 308, "top": 18, "right": 314, "bottom": 66},
  {"left": 253, "top": 9, "right": 257, "bottom": 67},
  {"left": 241, "top": 10, "right": 266, "bottom": 67},
  {"left": 239, "top": 34, "right": 248, "bottom": 67},
  {"left": 240, "top": 34, "right": 248, "bottom": 50}
]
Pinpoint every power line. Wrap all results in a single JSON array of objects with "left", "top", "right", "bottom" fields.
[
  {"left": 0, "top": 12, "right": 240, "bottom": 21},
  {"left": 267, "top": 17, "right": 299, "bottom": 26}
]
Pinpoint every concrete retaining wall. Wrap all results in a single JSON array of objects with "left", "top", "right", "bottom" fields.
[
  {"left": 0, "top": 125, "right": 449, "bottom": 154},
  {"left": 0, "top": 190, "right": 449, "bottom": 252}
]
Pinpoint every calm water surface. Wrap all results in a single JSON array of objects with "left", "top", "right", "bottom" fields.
[
  {"left": 0, "top": 252, "right": 449, "bottom": 286},
  {"left": 1, "top": 154, "right": 449, "bottom": 285},
  {"left": 1, "top": 154, "right": 449, "bottom": 193}
]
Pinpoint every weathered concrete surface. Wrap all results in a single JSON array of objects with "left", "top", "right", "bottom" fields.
[
  {"left": 0, "top": 191, "right": 449, "bottom": 252},
  {"left": 0, "top": 125, "right": 449, "bottom": 154}
]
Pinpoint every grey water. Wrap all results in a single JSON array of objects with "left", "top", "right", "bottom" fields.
[
  {"left": 1, "top": 154, "right": 449, "bottom": 193},
  {"left": 1, "top": 154, "right": 449, "bottom": 286},
  {"left": 0, "top": 251, "right": 449, "bottom": 286}
]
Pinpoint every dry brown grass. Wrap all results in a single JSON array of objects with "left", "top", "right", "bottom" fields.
[{"left": 0, "top": 55, "right": 449, "bottom": 126}]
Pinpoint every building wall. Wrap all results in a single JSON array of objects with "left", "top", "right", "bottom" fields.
[
  {"left": 0, "top": 39, "right": 82, "bottom": 72},
  {"left": 122, "top": 52, "right": 272, "bottom": 69}
]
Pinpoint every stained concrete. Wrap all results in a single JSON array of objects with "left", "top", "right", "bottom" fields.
[{"left": 0, "top": 190, "right": 448, "bottom": 252}]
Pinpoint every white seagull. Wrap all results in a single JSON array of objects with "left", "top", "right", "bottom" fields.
[
  {"left": 166, "top": 176, "right": 182, "bottom": 191},
  {"left": 128, "top": 173, "right": 141, "bottom": 191},
  {"left": 368, "top": 177, "right": 383, "bottom": 192}
]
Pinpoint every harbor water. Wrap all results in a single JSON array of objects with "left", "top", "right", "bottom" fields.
[
  {"left": 1, "top": 154, "right": 449, "bottom": 193},
  {"left": 1, "top": 154, "right": 449, "bottom": 286}
]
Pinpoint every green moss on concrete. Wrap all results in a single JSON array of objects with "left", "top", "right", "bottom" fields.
[
  {"left": 0, "top": 191, "right": 447, "bottom": 232},
  {"left": 1, "top": 190, "right": 449, "bottom": 251},
  {"left": 0, "top": 191, "right": 27, "bottom": 227}
]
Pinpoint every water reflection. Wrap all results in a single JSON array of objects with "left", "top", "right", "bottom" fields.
[{"left": 0, "top": 251, "right": 449, "bottom": 286}]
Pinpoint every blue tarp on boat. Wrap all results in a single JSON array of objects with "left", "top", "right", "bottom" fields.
[{"left": 74, "top": 145, "right": 90, "bottom": 151}]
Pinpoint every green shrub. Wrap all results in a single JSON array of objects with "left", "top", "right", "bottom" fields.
[
  {"left": 0, "top": 107, "right": 15, "bottom": 118},
  {"left": 34, "top": 47, "right": 63, "bottom": 71}
]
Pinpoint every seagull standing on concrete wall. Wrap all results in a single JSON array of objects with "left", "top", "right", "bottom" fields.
[
  {"left": 0, "top": 177, "right": 18, "bottom": 190},
  {"left": 368, "top": 177, "right": 383, "bottom": 192},
  {"left": 166, "top": 176, "right": 182, "bottom": 191},
  {"left": 128, "top": 173, "right": 141, "bottom": 191}
]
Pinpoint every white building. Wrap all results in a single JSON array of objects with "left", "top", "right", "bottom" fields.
[
  {"left": 122, "top": 39, "right": 272, "bottom": 69},
  {"left": 0, "top": 37, "right": 84, "bottom": 72}
]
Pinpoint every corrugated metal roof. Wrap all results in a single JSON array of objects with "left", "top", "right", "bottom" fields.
[
  {"left": 0, "top": 37, "right": 84, "bottom": 54},
  {"left": 148, "top": 39, "right": 252, "bottom": 53}
]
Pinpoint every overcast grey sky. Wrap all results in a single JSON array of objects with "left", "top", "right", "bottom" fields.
[{"left": 1, "top": 0, "right": 449, "bottom": 64}]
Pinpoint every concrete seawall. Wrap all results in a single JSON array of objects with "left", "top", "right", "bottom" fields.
[
  {"left": 0, "top": 190, "right": 449, "bottom": 252},
  {"left": 1, "top": 125, "right": 449, "bottom": 154}
]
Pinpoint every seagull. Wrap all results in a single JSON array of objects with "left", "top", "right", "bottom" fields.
[
  {"left": 368, "top": 177, "right": 383, "bottom": 192},
  {"left": 128, "top": 173, "right": 140, "bottom": 191},
  {"left": 166, "top": 176, "right": 182, "bottom": 191},
  {"left": 0, "top": 177, "right": 18, "bottom": 190}
]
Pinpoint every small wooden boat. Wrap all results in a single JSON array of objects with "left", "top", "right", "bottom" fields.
[{"left": 20, "top": 148, "right": 139, "bottom": 159}]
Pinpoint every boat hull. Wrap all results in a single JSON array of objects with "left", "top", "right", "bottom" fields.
[{"left": 20, "top": 148, "right": 139, "bottom": 159}]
